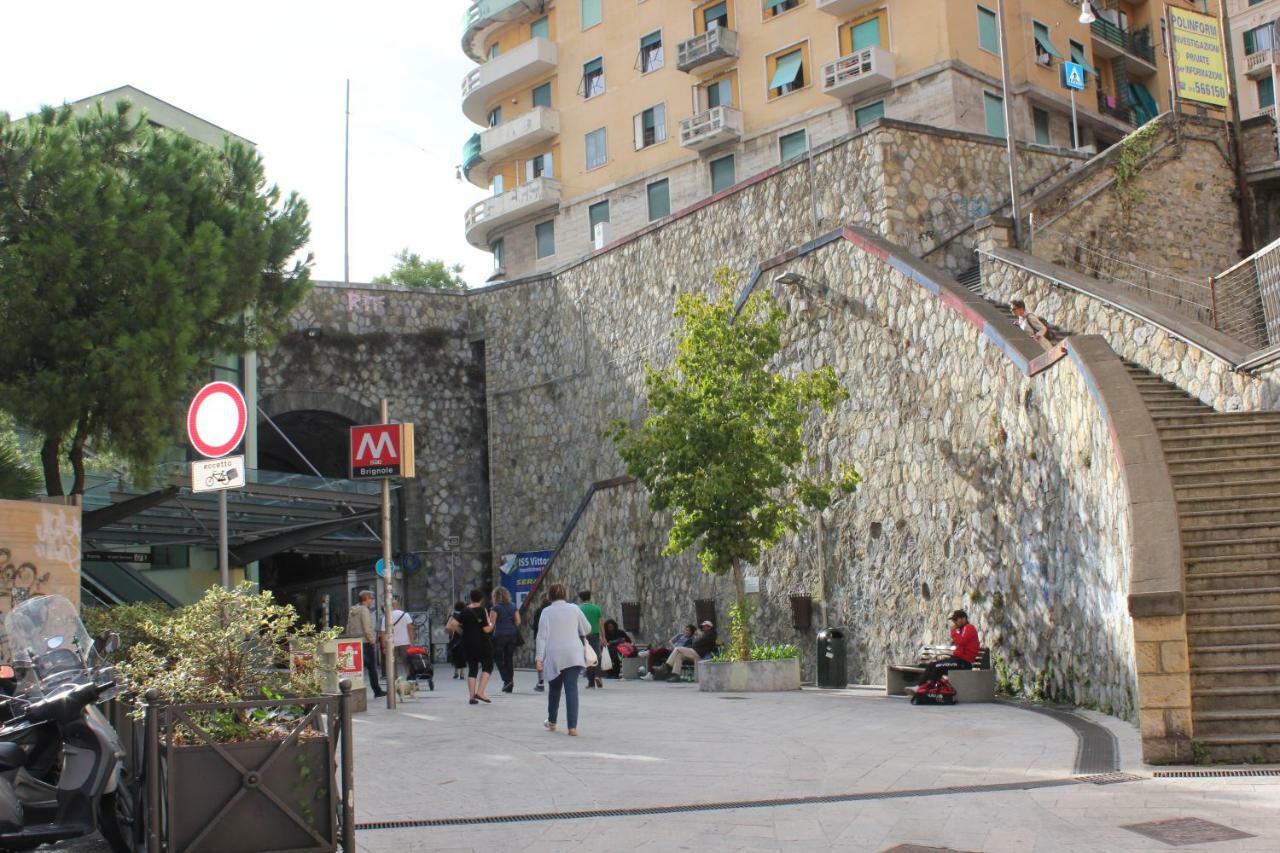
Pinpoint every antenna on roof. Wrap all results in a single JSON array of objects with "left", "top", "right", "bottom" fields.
[{"left": 344, "top": 79, "right": 351, "bottom": 286}]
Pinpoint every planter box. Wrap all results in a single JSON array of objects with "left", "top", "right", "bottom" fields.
[{"left": 696, "top": 658, "right": 801, "bottom": 692}]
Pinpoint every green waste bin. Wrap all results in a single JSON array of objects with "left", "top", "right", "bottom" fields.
[{"left": 815, "top": 628, "right": 847, "bottom": 688}]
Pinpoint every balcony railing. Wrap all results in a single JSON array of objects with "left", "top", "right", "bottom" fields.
[
  {"left": 1247, "top": 48, "right": 1277, "bottom": 79},
  {"left": 678, "top": 105, "right": 743, "bottom": 150},
  {"left": 1096, "top": 89, "right": 1136, "bottom": 128},
  {"left": 461, "top": 0, "right": 545, "bottom": 62},
  {"left": 676, "top": 27, "right": 739, "bottom": 74},
  {"left": 1091, "top": 18, "right": 1155, "bottom": 66},
  {"left": 480, "top": 106, "right": 560, "bottom": 165},
  {"left": 461, "top": 37, "right": 558, "bottom": 125},
  {"left": 464, "top": 176, "right": 562, "bottom": 248},
  {"left": 1259, "top": 105, "right": 1278, "bottom": 122},
  {"left": 821, "top": 46, "right": 895, "bottom": 101}
]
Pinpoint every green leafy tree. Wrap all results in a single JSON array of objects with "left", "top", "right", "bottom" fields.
[
  {"left": 372, "top": 250, "right": 466, "bottom": 291},
  {"left": 0, "top": 442, "right": 40, "bottom": 501},
  {"left": 0, "top": 102, "right": 312, "bottom": 496},
  {"left": 608, "top": 268, "right": 860, "bottom": 660}
]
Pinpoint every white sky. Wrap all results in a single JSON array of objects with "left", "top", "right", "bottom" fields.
[{"left": 3, "top": 0, "right": 493, "bottom": 288}]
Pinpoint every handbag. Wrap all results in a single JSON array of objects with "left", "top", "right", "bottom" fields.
[{"left": 582, "top": 638, "right": 599, "bottom": 667}]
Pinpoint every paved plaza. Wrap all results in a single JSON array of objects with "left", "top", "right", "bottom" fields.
[{"left": 349, "top": 672, "right": 1280, "bottom": 852}]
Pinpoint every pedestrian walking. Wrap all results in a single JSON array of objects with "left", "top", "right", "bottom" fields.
[
  {"left": 532, "top": 594, "right": 551, "bottom": 692},
  {"left": 345, "top": 590, "right": 385, "bottom": 699},
  {"left": 489, "top": 586, "right": 522, "bottom": 693},
  {"left": 535, "top": 583, "right": 591, "bottom": 736},
  {"left": 578, "top": 590, "right": 603, "bottom": 689},
  {"left": 388, "top": 596, "right": 414, "bottom": 681},
  {"left": 445, "top": 600, "right": 468, "bottom": 680},
  {"left": 447, "top": 589, "right": 495, "bottom": 705}
]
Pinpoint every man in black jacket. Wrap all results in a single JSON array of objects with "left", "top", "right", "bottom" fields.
[{"left": 656, "top": 621, "right": 717, "bottom": 682}]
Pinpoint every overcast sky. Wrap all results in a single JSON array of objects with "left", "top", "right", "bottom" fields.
[{"left": 3, "top": 0, "right": 493, "bottom": 288}]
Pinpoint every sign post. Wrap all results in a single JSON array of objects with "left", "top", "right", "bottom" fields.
[
  {"left": 1060, "top": 61, "right": 1087, "bottom": 150},
  {"left": 350, "top": 402, "right": 416, "bottom": 711},
  {"left": 186, "top": 381, "right": 248, "bottom": 589}
]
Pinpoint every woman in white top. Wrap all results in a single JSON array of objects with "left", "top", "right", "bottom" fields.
[{"left": 534, "top": 582, "right": 592, "bottom": 736}]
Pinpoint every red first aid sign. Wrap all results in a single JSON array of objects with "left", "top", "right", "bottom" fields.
[
  {"left": 349, "top": 423, "right": 415, "bottom": 479},
  {"left": 336, "top": 640, "right": 363, "bottom": 676}
]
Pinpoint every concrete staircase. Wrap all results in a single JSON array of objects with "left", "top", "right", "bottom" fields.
[{"left": 1124, "top": 359, "right": 1280, "bottom": 763}]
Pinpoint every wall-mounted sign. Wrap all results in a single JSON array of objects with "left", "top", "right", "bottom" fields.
[
  {"left": 349, "top": 423, "right": 416, "bottom": 479},
  {"left": 83, "top": 550, "right": 152, "bottom": 564},
  {"left": 500, "top": 550, "right": 552, "bottom": 609},
  {"left": 1169, "top": 7, "right": 1228, "bottom": 108}
]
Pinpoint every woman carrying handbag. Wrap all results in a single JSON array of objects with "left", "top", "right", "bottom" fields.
[{"left": 534, "top": 583, "right": 592, "bottom": 736}]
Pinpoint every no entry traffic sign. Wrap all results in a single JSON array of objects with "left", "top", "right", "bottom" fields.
[{"left": 187, "top": 381, "right": 247, "bottom": 459}]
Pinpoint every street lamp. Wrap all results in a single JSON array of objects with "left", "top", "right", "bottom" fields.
[{"left": 1079, "top": 2, "right": 1096, "bottom": 26}]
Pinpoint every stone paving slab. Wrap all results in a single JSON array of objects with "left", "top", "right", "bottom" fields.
[{"left": 350, "top": 673, "right": 1280, "bottom": 852}]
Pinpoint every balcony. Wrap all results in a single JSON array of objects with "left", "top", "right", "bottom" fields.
[
  {"left": 464, "top": 176, "right": 561, "bottom": 249},
  {"left": 679, "top": 106, "right": 743, "bottom": 151},
  {"left": 676, "top": 28, "right": 739, "bottom": 76},
  {"left": 1247, "top": 48, "right": 1277, "bottom": 80},
  {"left": 821, "top": 46, "right": 895, "bottom": 101},
  {"left": 461, "top": 37, "right": 558, "bottom": 125},
  {"left": 475, "top": 106, "right": 560, "bottom": 178},
  {"left": 461, "top": 0, "right": 545, "bottom": 63},
  {"left": 1096, "top": 89, "right": 1137, "bottom": 128},
  {"left": 1090, "top": 19, "right": 1157, "bottom": 76},
  {"left": 462, "top": 133, "right": 484, "bottom": 186},
  {"left": 1258, "top": 106, "right": 1277, "bottom": 122},
  {"left": 816, "top": 0, "right": 879, "bottom": 14}
]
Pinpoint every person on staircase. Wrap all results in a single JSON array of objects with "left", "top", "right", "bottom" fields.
[{"left": 1011, "top": 299, "right": 1053, "bottom": 345}]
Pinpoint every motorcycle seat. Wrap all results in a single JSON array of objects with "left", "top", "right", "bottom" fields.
[{"left": 0, "top": 743, "right": 25, "bottom": 772}]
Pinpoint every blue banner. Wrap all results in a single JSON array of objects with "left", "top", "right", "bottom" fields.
[{"left": 500, "top": 550, "right": 553, "bottom": 609}]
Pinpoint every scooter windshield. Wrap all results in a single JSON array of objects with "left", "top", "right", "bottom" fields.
[{"left": 1, "top": 595, "right": 94, "bottom": 693}]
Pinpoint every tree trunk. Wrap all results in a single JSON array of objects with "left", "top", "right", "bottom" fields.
[
  {"left": 68, "top": 418, "right": 88, "bottom": 496},
  {"left": 40, "top": 435, "right": 64, "bottom": 497},
  {"left": 731, "top": 558, "right": 749, "bottom": 660}
]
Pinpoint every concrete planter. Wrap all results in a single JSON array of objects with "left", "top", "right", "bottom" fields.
[{"left": 696, "top": 658, "right": 801, "bottom": 692}]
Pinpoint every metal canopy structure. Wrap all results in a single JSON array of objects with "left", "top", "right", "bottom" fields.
[{"left": 80, "top": 468, "right": 393, "bottom": 561}]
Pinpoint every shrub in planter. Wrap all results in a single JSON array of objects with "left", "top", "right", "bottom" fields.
[{"left": 83, "top": 601, "right": 173, "bottom": 662}]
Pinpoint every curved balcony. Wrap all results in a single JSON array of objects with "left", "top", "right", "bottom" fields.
[
  {"left": 462, "top": 37, "right": 559, "bottom": 126},
  {"left": 462, "top": 0, "right": 546, "bottom": 63},
  {"left": 462, "top": 133, "right": 484, "bottom": 186},
  {"left": 465, "top": 176, "right": 561, "bottom": 249}
]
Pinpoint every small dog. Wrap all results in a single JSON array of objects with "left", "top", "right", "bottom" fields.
[{"left": 395, "top": 678, "right": 419, "bottom": 699}]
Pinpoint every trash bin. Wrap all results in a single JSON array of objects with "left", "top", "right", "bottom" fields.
[{"left": 815, "top": 628, "right": 847, "bottom": 688}]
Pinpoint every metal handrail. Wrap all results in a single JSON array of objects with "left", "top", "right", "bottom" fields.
[{"left": 1091, "top": 18, "right": 1155, "bottom": 64}]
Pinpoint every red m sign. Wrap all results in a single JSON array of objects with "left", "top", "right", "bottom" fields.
[{"left": 349, "top": 423, "right": 416, "bottom": 479}]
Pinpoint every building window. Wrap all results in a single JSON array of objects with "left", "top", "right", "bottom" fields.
[
  {"left": 487, "top": 43, "right": 500, "bottom": 60},
  {"left": 531, "top": 15, "right": 549, "bottom": 39},
  {"left": 581, "top": 57, "right": 605, "bottom": 98},
  {"left": 532, "top": 82, "right": 553, "bottom": 108},
  {"left": 705, "top": 76, "right": 733, "bottom": 109},
  {"left": 1069, "top": 39, "right": 1097, "bottom": 77},
  {"left": 1033, "top": 21, "right": 1062, "bottom": 67},
  {"left": 492, "top": 238, "right": 505, "bottom": 270},
  {"left": 582, "top": 0, "right": 602, "bottom": 30},
  {"left": 843, "top": 12, "right": 885, "bottom": 55},
  {"left": 765, "top": 0, "right": 800, "bottom": 18},
  {"left": 639, "top": 31, "right": 664, "bottom": 73},
  {"left": 779, "top": 128, "right": 808, "bottom": 161},
  {"left": 1245, "top": 24, "right": 1274, "bottom": 55},
  {"left": 1259, "top": 77, "right": 1275, "bottom": 110},
  {"left": 487, "top": 107, "right": 502, "bottom": 128},
  {"left": 589, "top": 200, "right": 610, "bottom": 243},
  {"left": 1033, "top": 107, "right": 1050, "bottom": 145},
  {"left": 768, "top": 47, "right": 806, "bottom": 98},
  {"left": 634, "top": 104, "right": 667, "bottom": 149},
  {"left": 491, "top": 174, "right": 504, "bottom": 196},
  {"left": 984, "top": 92, "right": 1005, "bottom": 138},
  {"left": 526, "top": 152, "right": 553, "bottom": 181},
  {"left": 535, "top": 220, "right": 556, "bottom": 258},
  {"left": 710, "top": 154, "right": 736, "bottom": 193},
  {"left": 977, "top": 6, "right": 999, "bottom": 55},
  {"left": 647, "top": 179, "right": 671, "bottom": 220},
  {"left": 585, "top": 128, "right": 607, "bottom": 169},
  {"left": 855, "top": 101, "right": 885, "bottom": 128},
  {"left": 701, "top": 0, "right": 730, "bottom": 31}
]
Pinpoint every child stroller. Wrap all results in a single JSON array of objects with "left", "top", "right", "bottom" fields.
[{"left": 405, "top": 645, "right": 435, "bottom": 691}]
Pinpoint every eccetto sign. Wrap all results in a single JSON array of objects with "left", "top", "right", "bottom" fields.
[{"left": 1169, "top": 6, "right": 1228, "bottom": 109}]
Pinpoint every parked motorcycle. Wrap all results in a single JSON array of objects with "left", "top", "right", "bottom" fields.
[{"left": 0, "top": 594, "right": 139, "bottom": 852}]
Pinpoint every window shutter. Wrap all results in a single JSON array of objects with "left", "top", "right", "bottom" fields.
[
  {"left": 544, "top": 152, "right": 553, "bottom": 178},
  {"left": 654, "top": 104, "right": 666, "bottom": 142},
  {"left": 770, "top": 51, "right": 804, "bottom": 90},
  {"left": 634, "top": 112, "right": 644, "bottom": 150},
  {"left": 525, "top": 159, "right": 535, "bottom": 182}
]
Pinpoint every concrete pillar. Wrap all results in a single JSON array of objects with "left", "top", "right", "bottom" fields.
[{"left": 974, "top": 215, "right": 1016, "bottom": 255}]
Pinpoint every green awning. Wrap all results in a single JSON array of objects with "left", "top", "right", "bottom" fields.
[
  {"left": 641, "top": 31, "right": 661, "bottom": 49},
  {"left": 1129, "top": 82, "right": 1159, "bottom": 124},
  {"left": 765, "top": 0, "right": 791, "bottom": 9},
  {"left": 1072, "top": 52, "right": 1099, "bottom": 76},
  {"left": 770, "top": 51, "right": 803, "bottom": 89},
  {"left": 1035, "top": 34, "right": 1063, "bottom": 60}
]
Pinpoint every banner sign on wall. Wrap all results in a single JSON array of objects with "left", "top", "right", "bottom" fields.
[
  {"left": 499, "top": 550, "right": 553, "bottom": 609},
  {"left": 1168, "top": 6, "right": 1229, "bottom": 108}
]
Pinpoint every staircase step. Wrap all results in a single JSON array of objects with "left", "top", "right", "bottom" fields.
[
  {"left": 1176, "top": 480, "right": 1280, "bottom": 499},
  {"left": 1185, "top": 587, "right": 1280, "bottom": 608},
  {"left": 1193, "top": 709, "right": 1280, "bottom": 737},
  {"left": 1186, "top": 569, "right": 1280, "bottom": 592},
  {"left": 1191, "top": 663, "right": 1280, "bottom": 689},
  {"left": 1189, "top": 623, "right": 1280, "bottom": 647},
  {"left": 1182, "top": 522, "right": 1280, "bottom": 542},
  {"left": 1190, "top": 643, "right": 1280, "bottom": 666},
  {"left": 1160, "top": 425, "right": 1280, "bottom": 442},
  {"left": 1166, "top": 440, "right": 1280, "bottom": 458},
  {"left": 1184, "top": 554, "right": 1280, "bottom": 572},
  {"left": 1190, "top": 734, "right": 1280, "bottom": 764},
  {"left": 1168, "top": 454, "right": 1280, "bottom": 474},
  {"left": 1183, "top": 538, "right": 1280, "bottom": 559},
  {"left": 1154, "top": 412, "right": 1280, "bottom": 425},
  {"left": 1181, "top": 503, "right": 1280, "bottom": 521},
  {"left": 1193, "top": 685, "right": 1280, "bottom": 712},
  {"left": 1188, "top": 604, "right": 1280, "bottom": 628}
]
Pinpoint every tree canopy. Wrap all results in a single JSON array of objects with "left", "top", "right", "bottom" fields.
[
  {"left": 608, "top": 268, "right": 859, "bottom": 638},
  {"left": 372, "top": 250, "right": 467, "bottom": 291},
  {"left": 0, "top": 102, "right": 312, "bottom": 495}
]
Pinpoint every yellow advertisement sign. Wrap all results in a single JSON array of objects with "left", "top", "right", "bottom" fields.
[{"left": 1168, "top": 6, "right": 1229, "bottom": 108}]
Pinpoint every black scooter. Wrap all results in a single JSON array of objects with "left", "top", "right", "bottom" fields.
[{"left": 0, "top": 627, "right": 139, "bottom": 852}]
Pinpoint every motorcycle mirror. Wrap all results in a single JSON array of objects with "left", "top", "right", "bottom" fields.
[
  {"left": 0, "top": 666, "right": 13, "bottom": 680},
  {"left": 47, "top": 636, "right": 64, "bottom": 650},
  {"left": 103, "top": 632, "right": 121, "bottom": 654}
]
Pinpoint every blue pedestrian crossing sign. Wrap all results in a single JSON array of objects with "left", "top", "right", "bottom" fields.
[{"left": 1060, "top": 61, "right": 1087, "bottom": 92}]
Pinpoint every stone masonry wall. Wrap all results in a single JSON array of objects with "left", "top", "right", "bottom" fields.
[
  {"left": 258, "top": 283, "right": 493, "bottom": 606},
  {"left": 538, "top": 235, "right": 1137, "bottom": 717}
]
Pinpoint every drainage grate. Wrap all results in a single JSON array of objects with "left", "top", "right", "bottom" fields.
[
  {"left": 718, "top": 696, "right": 749, "bottom": 700},
  {"left": 1076, "top": 772, "right": 1144, "bottom": 785},
  {"left": 354, "top": 778, "right": 1079, "bottom": 832},
  {"left": 1122, "top": 817, "right": 1255, "bottom": 846},
  {"left": 1154, "top": 768, "right": 1280, "bottom": 778},
  {"left": 999, "top": 700, "right": 1119, "bottom": 775}
]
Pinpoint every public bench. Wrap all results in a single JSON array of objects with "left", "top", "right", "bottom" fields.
[{"left": 886, "top": 647, "right": 995, "bottom": 703}]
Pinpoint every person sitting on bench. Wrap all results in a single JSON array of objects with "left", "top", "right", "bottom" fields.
[
  {"left": 922, "top": 610, "right": 980, "bottom": 682},
  {"left": 658, "top": 621, "right": 717, "bottom": 681}
]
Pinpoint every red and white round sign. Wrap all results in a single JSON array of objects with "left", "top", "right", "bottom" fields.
[{"left": 186, "top": 382, "right": 247, "bottom": 459}]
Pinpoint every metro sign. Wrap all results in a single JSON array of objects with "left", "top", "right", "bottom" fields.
[{"left": 349, "top": 423, "right": 416, "bottom": 479}]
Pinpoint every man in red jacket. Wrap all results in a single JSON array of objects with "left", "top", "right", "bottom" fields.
[{"left": 922, "top": 610, "right": 980, "bottom": 682}]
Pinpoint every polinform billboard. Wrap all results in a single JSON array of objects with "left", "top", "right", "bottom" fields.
[{"left": 1168, "top": 6, "right": 1228, "bottom": 109}]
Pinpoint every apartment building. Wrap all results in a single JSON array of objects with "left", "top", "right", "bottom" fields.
[
  {"left": 1229, "top": 0, "right": 1280, "bottom": 119},
  {"left": 461, "top": 1, "right": 1209, "bottom": 280}
]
